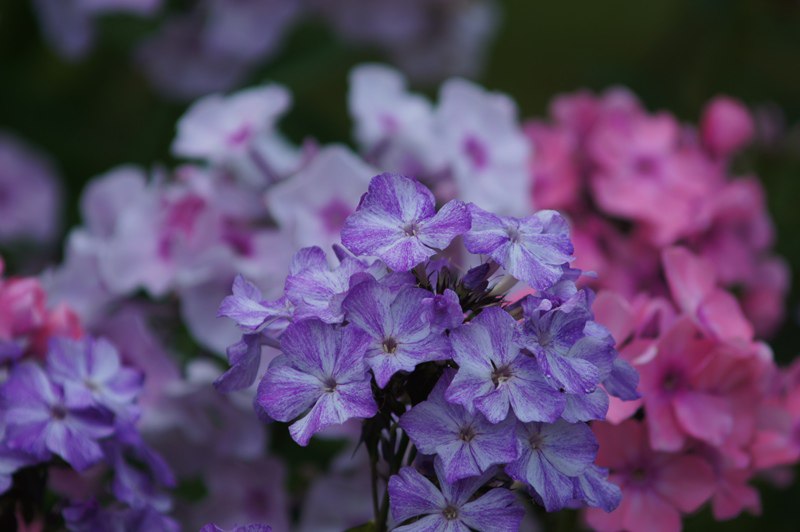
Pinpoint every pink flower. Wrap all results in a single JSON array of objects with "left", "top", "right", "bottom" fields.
[
  {"left": 524, "top": 122, "right": 581, "bottom": 211},
  {"left": 700, "top": 96, "right": 754, "bottom": 158},
  {"left": 586, "top": 419, "right": 715, "bottom": 532}
]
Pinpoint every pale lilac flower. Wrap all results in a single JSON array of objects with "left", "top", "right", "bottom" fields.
[
  {"left": 348, "top": 65, "right": 439, "bottom": 174},
  {"left": 284, "top": 246, "right": 370, "bottom": 324},
  {"left": 172, "top": 84, "right": 291, "bottom": 161},
  {"left": 388, "top": 462, "right": 524, "bottom": 531},
  {"left": 446, "top": 306, "right": 564, "bottom": 424},
  {"left": 267, "top": 146, "right": 376, "bottom": 251},
  {"left": 218, "top": 275, "right": 292, "bottom": 333},
  {"left": 571, "top": 464, "right": 622, "bottom": 513},
  {"left": 463, "top": 204, "right": 573, "bottom": 290},
  {"left": 399, "top": 370, "right": 517, "bottom": 483},
  {"left": 341, "top": 173, "right": 470, "bottom": 271},
  {"left": 506, "top": 420, "right": 599, "bottom": 511},
  {"left": 46, "top": 336, "right": 143, "bottom": 417},
  {"left": 435, "top": 78, "right": 531, "bottom": 216},
  {"left": 2, "top": 362, "right": 115, "bottom": 471},
  {"left": 257, "top": 320, "right": 377, "bottom": 445},
  {"left": 341, "top": 279, "right": 451, "bottom": 388}
]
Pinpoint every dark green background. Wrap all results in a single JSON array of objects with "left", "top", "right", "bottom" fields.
[{"left": 1, "top": 0, "right": 799, "bottom": 529}]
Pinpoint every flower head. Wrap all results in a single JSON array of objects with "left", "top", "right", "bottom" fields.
[
  {"left": 256, "top": 319, "right": 377, "bottom": 445},
  {"left": 341, "top": 173, "right": 470, "bottom": 271}
]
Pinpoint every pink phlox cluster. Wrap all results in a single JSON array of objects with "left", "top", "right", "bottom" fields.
[
  {"left": 586, "top": 247, "right": 799, "bottom": 531},
  {"left": 526, "top": 89, "right": 789, "bottom": 337},
  {"left": 0, "top": 258, "right": 82, "bottom": 362}
]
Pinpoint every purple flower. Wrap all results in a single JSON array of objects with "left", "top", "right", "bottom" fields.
[
  {"left": 2, "top": 362, "right": 115, "bottom": 471},
  {"left": 505, "top": 420, "right": 598, "bottom": 511},
  {"left": 284, "top": 246, "right": 370, "bottom": 324},
  {"left": 446, "top": 307, "right": 564, "bottom": 423},
  {"left": 571, "top": 465, "right": 621, "bottom": 512},
  {"left": 256, "top": 319, "right": 377, "bottom": 446},
  {"left": 342, "top": 279, "right": 451, "bottom": 388},
  {"left": 520, "top": 295, "right": 616, "bottom": 395},
  {"left": 341, "top": 173, "right": 470, "bottom": 271},
  {"left": 399, "top": 370, "right": 517, "bottom": 483},
  {"left": 214, "top": 333, "right": 274, "bottom": 393},
  {"left": 63, "top": 499, "right": 180, "bottom": 532},
  {"left": 421, "top": 289, "right": 463, "bottom": 333},
  {"left": 463, "top": 204, "right": 573, "bottom": 290},
  {"left": 46, "top": 336, "right": 143, "bottom": 416},
  {"left": 388, "top": 462, "right": 523, "bottom": 532},
  {"left": 218, "top": 275, "right": 292, "bottom": 334}
]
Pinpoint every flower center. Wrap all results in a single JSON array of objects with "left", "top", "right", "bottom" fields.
[
  {"left": 505, "top": 226, "right": 521, "bottom": 244},
  {"left": 382, "top": 338, "right": 399, "bottom": 354},
  {"left": 463, "top": 134, "right": 489, "bottom": 170},
  {"left": 50, "top": 405, "right": 67, "bottom": 420},
  {"left": 442, "top": 505, "right": 459, "bottom": 521},
  {"left": 458, "top": 425, "right": 476, "bottom": 443},
  {"left": 491, "top": 364, "right": 514, "bottom": 387},
  {"left": 528, "top": 433, "right": 544, "bottom": 450},
  {"left": 322, "top": 377, "right": 338, "bottom": 393},
  {"left": 402, "top": 222, "right": 420, "bottom": 237}
]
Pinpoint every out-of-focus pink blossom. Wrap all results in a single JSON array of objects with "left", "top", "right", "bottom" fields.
[{"left": 701, "top": 96, "right": 755, "bottom": 158}]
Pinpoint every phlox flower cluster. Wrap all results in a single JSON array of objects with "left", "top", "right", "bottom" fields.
[
  {"left": 584, "top": 247, "right": 800, "bottom": 532},
  {"left": 0, "top": 259, "right": 176, "bottom": 530},
  {"left": 220, "top": 172, "right": 639, "bottom": 530},
  {"left": 525, "top": 89, "right": 790, "bottom": 338},
  {"left": 32, "top": 0, "right": 499, "bottom": 100}
]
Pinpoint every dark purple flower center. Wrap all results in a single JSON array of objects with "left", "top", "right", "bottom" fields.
[
  {"left": 382, "top": 337, "right": 399, "bottom": 354},
  {"left": 83, "top": 378, "right": 99, "bottom": 392},
  {"left": 463, "top": 134, "right": 489, "bottom": 170},
  {"left": 458, "top": 425, "right": 476, "bottom": 443},
  {"left": 528, "top": 433, "right": 544, "bottom": 450},
  {"left": 322, "top": 377, "right": 338, "bottom": 393},
  {"left": 442, "top": 505, "right": 460, "bottom": 521},
  {"left": 50, "top": 405, "right": 67, "bottom": 420},
  {"left": 491, "top": 364, "right": 514, "bottom": 387}
]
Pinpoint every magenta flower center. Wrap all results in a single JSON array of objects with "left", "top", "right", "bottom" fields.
[{"left": 463, "top": 134, "right": 490, "bottom": 170}]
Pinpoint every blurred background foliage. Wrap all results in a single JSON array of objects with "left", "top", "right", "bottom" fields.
[{"left": 1, "top": 0, "right": 799, "bottom": 529}]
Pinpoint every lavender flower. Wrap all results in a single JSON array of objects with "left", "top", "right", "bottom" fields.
[
  {"left": 506, "top": 420, "right": 599, "bottom": 512},
  {"left": 201, "top": 524, "right": 272, "bottom": 532},
  {"left": 257, "top": 319, "right": 377, "bottom": 445},
  {"left": 463, "top": 204, "right": 573, "bottom": 290},
  {"left": 388, "top": 462, "right": 524, "bottom": 532},
  {"left": 218, "top": 275, "right": 292, "bottom": 333},
  {"left": 342, "top": 279, "right": 451, "bottom": 388},
  {"left": 46, "top": 336, "right": 143, "bottom": 417},
  {"left": 284, "top": 246, "right": 370, "bottom": 324},
  {"left": 341, "top": 173, "right": 470, "bottom": 272},
  {"left": 399, "top": 370, "right": 517, "bottom": 483},
  {"left": 446, "top": 307, "right": 564, "bottom": 423},
  {"left": 2, "top": 362, "right": 115, "bottom": 471},
  {"left": 520, "top": 294, "right": 616, "bottom": 395}
]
